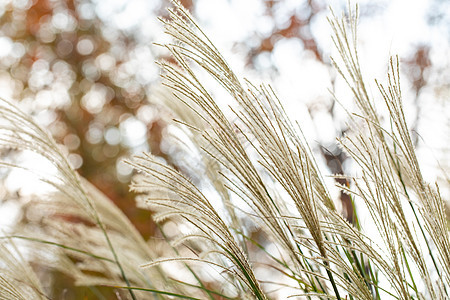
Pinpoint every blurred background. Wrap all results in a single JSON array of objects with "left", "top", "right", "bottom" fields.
[{"left": 0, "top": 0, "right": 448, "bottom": 298}]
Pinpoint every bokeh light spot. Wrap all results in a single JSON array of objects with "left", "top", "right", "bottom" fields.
[
  {"left": 64, "top": 133, "right": 81, "bottom": 150},
  {"left": 105, "top": 127, "right": 121, "bottom": 145},
  {"left": 77, "top": 38, "right": 95, "bottom": 56},
  {"left": 68, "top": 153, "right": 83, "bottom": 169}
]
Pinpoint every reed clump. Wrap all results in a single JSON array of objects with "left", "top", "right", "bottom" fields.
[{"left": 0, "top": 1, "right": 447, "bottom": 299}]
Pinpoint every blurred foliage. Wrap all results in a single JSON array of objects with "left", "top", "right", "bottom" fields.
[
  {"left": 0, "top": 0, "right": 197, "bottom": 237},
  {"left": 0, "top": 0, "right": 164, "bottom": 239}
]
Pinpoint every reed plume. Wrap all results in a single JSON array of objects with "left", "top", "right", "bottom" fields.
[{"left": 0, "top": 1, "right": 447, "bottom": 299}]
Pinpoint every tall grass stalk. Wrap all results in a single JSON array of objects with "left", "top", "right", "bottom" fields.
[{"left": 0, "top": 1, "right": 448, "bottom": 299}]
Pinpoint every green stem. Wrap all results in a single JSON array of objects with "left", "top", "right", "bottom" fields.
[
  {"left": 94, "top": 214, "right": 137, "bottom": 300},
  {"left": 3, "top": 235, "right": 114, "bottom": 262},
  {"left": 323, "top": 260, "right": 342, "bottom": 300},
  {"left": 401, "top": 245, "right": 419, "bottom": 298}
]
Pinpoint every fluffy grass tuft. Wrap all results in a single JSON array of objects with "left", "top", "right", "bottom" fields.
[{"left": 0, "top": 1, "right": 447, "bottom": 299}]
